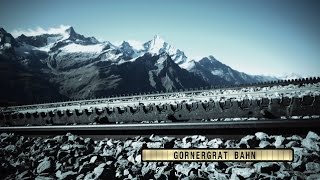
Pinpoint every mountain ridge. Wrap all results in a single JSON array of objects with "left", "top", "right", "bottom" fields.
[{"left": 0, "top": 26, "right": 277, "bottom": 104}]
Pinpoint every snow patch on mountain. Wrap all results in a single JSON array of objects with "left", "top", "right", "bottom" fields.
[
  {"left": 3, "top": 43, "right": 11, "bottom": 48},
  {"left": 61, "top": 43, "right": 105, "bottom": 53},
  {"left": 211, "top": 69, "right": 224, "bottom": 76},
  {"left": 180, "top": 60, "right": 196, "bottom": 70},
  {"left": 180, "top": 55, "right": 219, "bottom": 71},
  {"left": 156, "top": 53, "right": 168, "bottom": 65}
]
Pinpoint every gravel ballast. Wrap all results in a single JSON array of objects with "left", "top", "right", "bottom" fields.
[{"left": 1, "top": 131, "right": 320, "bottom": 179}]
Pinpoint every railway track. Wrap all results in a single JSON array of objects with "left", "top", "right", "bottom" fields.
[
  {"left": 1, "top": 78, "right": 319, "bottom": 180},
  {"left": 2, "top": 77, "right": 320, "bottom": 113},
  {"left": 1, "top": 78, "right": 319, "bottom": 127},
  {"left": 1, "top": 119, "right": 319, "bottom": 138},
  {"left": 6, "top": 85, "right": 320, "bottom": 114}
]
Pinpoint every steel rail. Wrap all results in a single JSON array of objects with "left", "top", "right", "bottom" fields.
[{"left": 1, "top": 119, "right": 319, "bottom": 132}]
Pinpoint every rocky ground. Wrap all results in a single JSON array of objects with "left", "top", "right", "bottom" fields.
[{"left": 1, "top": 131, "right": 320, "bottom": 180}]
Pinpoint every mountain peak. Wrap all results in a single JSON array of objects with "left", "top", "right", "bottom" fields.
[
  {"left": 151, "top": 34, "right": 165, "bottom": 45},
  {"left": 63, "top": 26, "right": 99, "bottom": 44},
  {"left": 144, "top": 34, "right": 166, "bottom": 54},
  {"left": 121, "top": 41, "right": 131, "bottom": 47},
  {"left": 195, "top": 55, "right": 219, "bottom": 63},
  {"left": 64, "top": 26, "right": 80, "bottom": 39},
  {"left": 153, "top": 34, "right": 163, "bottom": 40},
  {"left": 0, "top": 27, "right": 7, "bottom": 34},
  {"left": 208, "top": 55, "right": 216, "bottom": 60},
  {"left": 65, "top": 26, "right": 75, "bottom": 34}
]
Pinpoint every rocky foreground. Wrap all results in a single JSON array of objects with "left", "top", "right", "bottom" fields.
[{"left": 1, "top": 131, "right": 320, "bottom": 180}]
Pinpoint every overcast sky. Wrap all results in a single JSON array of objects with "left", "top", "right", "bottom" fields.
[{"left": 1, "top": 0, "right": 319, "bottom": 77}]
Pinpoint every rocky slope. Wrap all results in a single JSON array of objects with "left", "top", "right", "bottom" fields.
[{"left": 0, "top": 28, "right": 66, "bottom": 105}]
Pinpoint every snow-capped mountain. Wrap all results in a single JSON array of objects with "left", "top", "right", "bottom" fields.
[
  {"left": 0, "top": 27, "right": 18, "bottom": 55},
  {"left": 142, "top": 35, "right": 188, "bottom": 65},
  {"left": 0, "top": 28, "right": 66, "bottom": 105},
  {"left": 116, "top": 35, "right": 189, "bottom": 65},
  {"left": 183, "top": 56, "right": 278, "bottom": 85},
  {"left": 0, "top": 26, "right": 276, "bottom": 104}
]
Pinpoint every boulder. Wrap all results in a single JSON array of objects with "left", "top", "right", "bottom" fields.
[
  {"left": 307, "top": 174, "right": 320, "bottom": 180},
  {"left": 207, "top": 138, "right": 223, "bottom": 148},
  {"left": 16, "top": 170, "right": 33, "bottom": 179},
  {"left": 224, "top": 140, "right": 237, "bottom": 148},
  {"left": 131, "top": 141, "right": 144, "bottom": 150},
  {"left": 78, "top": 162, "right": 96, "bottom": 174},
  {"left": 302, "top": 138, "right": 320, "bottom": 152},
  {"left": 237, "top": 135, "right": 259, "bottom": 148},
  {"left": 275, "top": 171, "right": 291, "bottom": 179},
  {"left": 253, "top": 162, "right": 280, "bottom": 174},
  {"left": 271, "top": 135, "right": 285, "bottom": 148},
  {"left": 84, "top": 137, "right": 94, "bottom": 145},
  {"left": 306, "top": 131, "right": 320, "bottom": 141},
  {"left": 285, "top": 141, "right": 300, "bottom": 148},
  {"left": 205, "top": 163, "right": 218, "bottom": 173},
  {"left": 35, "top": 176, "right": 55, "bottom": 180},
  {"left": 83, "top": 163, "right": 111, "bottom": 180},
  {"left": 301, "top": 131, "right": 320, "bottom": 151},
  {"left": 76, "top": 174, "right": 85, "bottom": 180},
  {"left": 213, "top": 171, "right": 229, "bottom": 180},
  {"left": 92, "top": 163, "right": 112, "bottom": 179},
  {"left": 286, "top": 135, "right": 303, "bottom": 141},
  {"left": 5, "top": 144, "right": 16, "bottom": 153},
  {"left": 175, "top": 162, "right": 200, "bottom": 177},
  {"left": 305, "top": 162, "right": 320, "bottom": 173},
  {"left": 231, "top": 168, "right": 255, "bottom": 178},
  {"left": 255, "top": 132, "right": 269, "bottom": 141},
  {"left": 147, "top": 142, "right": 162, "bottom": 148},
  {"left": 36, "top": 157, "right": 53, "bottom": 174},
  {"left": 259, "top": 140, "right": 272, "bottom": 148},
  {"left": 55, "top": 170, "right": 77, "bottom": 179}
]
